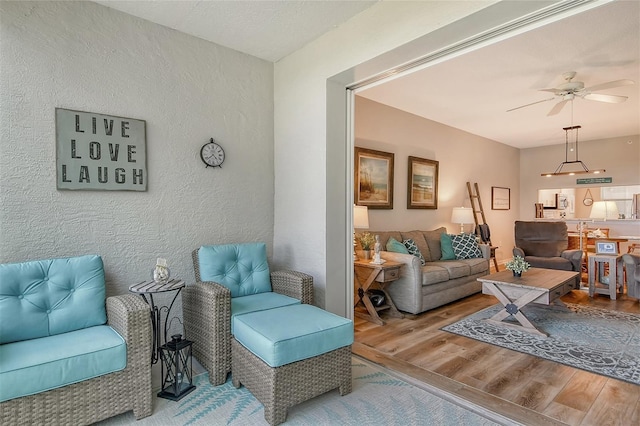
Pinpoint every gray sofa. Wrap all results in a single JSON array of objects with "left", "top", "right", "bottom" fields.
[{"left": 358, "top": 228, "right": 490, "bottom": 315}]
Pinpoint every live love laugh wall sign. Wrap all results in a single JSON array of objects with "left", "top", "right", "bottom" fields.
[{"left": 56, "top": 108, "right": 147, "bottom": 191}]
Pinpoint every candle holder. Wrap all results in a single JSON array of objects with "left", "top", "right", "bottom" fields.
[{"left": 158, "top": 334, "right": 196, "bottom": 401}]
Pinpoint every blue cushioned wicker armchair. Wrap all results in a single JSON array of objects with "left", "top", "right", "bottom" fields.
[
  {"left": 0, "top": 255, "right": 152, "bottom": 425},
  {"left": 183, "top": 243, "right": 314, "bottom": 386}
]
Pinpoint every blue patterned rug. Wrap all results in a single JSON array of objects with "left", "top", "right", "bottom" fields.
[
  {"left": 442, "top": 303, "right": 640, "bottom": 385},
  {"left": 98, "top": 357, "right": 502, "bottom": 425}
]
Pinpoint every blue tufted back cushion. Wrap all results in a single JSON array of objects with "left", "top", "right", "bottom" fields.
[
  {"left": 198, "top": 243, "right": 271, "bottom": 298},
  {"left": 0, "top": 255, "right": 107, "bottom": 344}
]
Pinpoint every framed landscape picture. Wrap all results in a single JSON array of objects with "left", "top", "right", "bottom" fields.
[
  {"left": 407, "top": 156, "right": 438, "bottom": 209},
  {"left": 354, "top": 147, "right": 394, "bottom": 209},
  {"left": 491, "top": 186, "right": 510, "bottom": 210}
]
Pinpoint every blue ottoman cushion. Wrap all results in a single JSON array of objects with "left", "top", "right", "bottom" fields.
[{"left": 233, "top": 304, "right": 353, "bottom": 368}]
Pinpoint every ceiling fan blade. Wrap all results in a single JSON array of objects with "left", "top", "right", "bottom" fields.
[
  {"left": 585, "top": 79, "right": 634, "bottom": 92},
  {"left": 506, "top": 97, "right": 555, "bottom": 112},
  {"left": 547, "top": 99, "right": 569, "bottom": 116},
  {"left": 539, "top": 88, "right": 559, "bottom": 93},
  {"left": 583, "top": 93, "right": 628, "bottom": 103}
]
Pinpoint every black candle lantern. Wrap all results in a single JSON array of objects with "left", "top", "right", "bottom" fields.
[{"left": 158, "top": 334, "right": 196, "bottom": 401}]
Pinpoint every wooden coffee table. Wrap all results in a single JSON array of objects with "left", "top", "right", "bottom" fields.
[{"left": 477, "top": 268, "right": 579, "bottom": 337}]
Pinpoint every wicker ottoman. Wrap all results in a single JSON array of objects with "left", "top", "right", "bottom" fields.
[{"left": 231, "top": 304, "right": 353, "bottom": 425}]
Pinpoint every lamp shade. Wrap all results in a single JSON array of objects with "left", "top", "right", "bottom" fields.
[
  {"left": 353, "top": 205, "right": 369, "bottom": 229},
  {"left": 451, "top": 207, "right": 474, "bottom": 234},
  {"left": 589, "top": 201, "right": 619, "bottom": 220},
  {"left": 451, "top": 207, "right": 474, "bottom": 224}
]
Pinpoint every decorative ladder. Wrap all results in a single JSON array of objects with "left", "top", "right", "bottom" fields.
[{"left": 466, "top": 182, "right": 499, "bottom": 271}]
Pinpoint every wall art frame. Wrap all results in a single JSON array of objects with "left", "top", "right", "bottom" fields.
[
  {"left": 354, "top": 147, "right": 394, "bottom": 209},
  {"left": 56, "top": 108, "right": 147, "bottom": 191},
  {"left": 407, "top": 156, "right": 438, "bottom": 209},
  {"left": 491, "top": 186, "right": 510, "bottom": 210}
]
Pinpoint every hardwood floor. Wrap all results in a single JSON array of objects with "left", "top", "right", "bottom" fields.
[{"left": 354, "top": 287, "right": 640, "bottom": 425}]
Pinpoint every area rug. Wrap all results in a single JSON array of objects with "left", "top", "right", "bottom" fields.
[
  {"left": 442, "top": 303, "right": 640, "bottom": 385},
  {"left": 98, "top": 357, "right": 502, "bottom": 425}
]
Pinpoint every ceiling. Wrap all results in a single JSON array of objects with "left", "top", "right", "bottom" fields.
[
  {"left": 95, "top": 1, "right": 639, "bottom": 149},
  {"left": 358, "top": 0, "right": 640, "bottom": 149},
  {"left": 94, "top": 0, "right": 378, "bottom": 62}
]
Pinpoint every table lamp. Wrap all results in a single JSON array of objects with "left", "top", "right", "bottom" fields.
[
  {"left": 353, "top": 205, "right": 369, "bottom": 260},
  {"left": 589, "top": 201, "right": 619, "bottom": 220},
  {"left": 451, "top": 207, "right": 474, "bottom": 234}
]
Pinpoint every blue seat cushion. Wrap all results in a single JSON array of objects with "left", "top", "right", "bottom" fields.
[
  {"left": 0, "top": 255, "right": 106, "bottom": 344},
  {"left": 0, "top": 325, "right": 126, "bottom": 402},
  {"left": 198, "top": 243, "right": 272, "bottom": 298},
  {"left": 233, "top": 304, "right": 354, "bottom": 368},
  {"left": 230, "top": 292, "right": 300, "bottom": 334}
]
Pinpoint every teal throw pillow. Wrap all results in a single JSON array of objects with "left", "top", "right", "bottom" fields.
[
  {"left": 386, "top": 237, "right": 410, "bottom": 254},
  {"left": 451, "top": 233, "right": 483, "bottom": 259},
  {"left": 440, "top": 233, "right": 456, "bottom": 260},
  {"left": 402, "top": 238, "right": 426, "bottom": 265}
]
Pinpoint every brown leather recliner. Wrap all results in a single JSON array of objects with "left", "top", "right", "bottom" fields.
[{"left": 513, "top": 221, "right": 583, "bottom": 287}]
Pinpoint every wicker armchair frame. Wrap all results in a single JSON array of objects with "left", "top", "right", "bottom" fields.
[
  {"left": 0, "top": 294, "right": 153, "bottom": 425},
  {"left": 183, "top": 249, "right": 314, "bottom": 386}
]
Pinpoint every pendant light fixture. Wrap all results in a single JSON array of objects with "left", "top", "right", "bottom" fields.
[{"left": 541, "top": 101, "right": 606, "bottom": 177}]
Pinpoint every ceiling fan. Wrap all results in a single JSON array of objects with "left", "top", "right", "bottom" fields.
[{"left": 507, "top": 71, "right": 635, "bottom": 116}]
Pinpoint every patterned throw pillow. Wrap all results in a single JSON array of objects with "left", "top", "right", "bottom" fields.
[
  {"left": 451, "top": 233, "right": 483, "bottom": 259},
  {"left": 386, "top": 237, "right": 410, "bottom": 254},
  {"left": 440, "top": 233, "right": 456, "bottom": 260},
  {"left": 403, "top": 239, "right": 426, "bottom": 265}
]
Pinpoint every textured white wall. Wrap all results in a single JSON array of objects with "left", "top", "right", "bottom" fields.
[
  {"left": 0, "top": 1, "right": 274, "bottom": 301},
  {"left": 273, "top": 1, "right": 498, "bottom": 312}
]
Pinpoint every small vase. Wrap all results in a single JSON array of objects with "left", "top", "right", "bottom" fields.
[
  {"left": 513, "top": 271, "right": 522, "bottom": 277},
  {"left": 153, "top": 266, "right": 170, "bottom": 284},
  {"left": 363, "top": 250, "right": 371, "bottom": 260}
]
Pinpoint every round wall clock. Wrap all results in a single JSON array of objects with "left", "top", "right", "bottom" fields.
[{"left": 200, "top": 138, "right": 225, "bottom": 168}]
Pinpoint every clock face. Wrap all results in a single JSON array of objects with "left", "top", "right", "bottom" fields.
[{"left": 200, "top": 142, "right": 225, "bottom": 168}]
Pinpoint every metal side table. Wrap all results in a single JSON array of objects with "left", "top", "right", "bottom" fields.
[{"left": 129, "top": 278, "right": 185, "bottom": 364}]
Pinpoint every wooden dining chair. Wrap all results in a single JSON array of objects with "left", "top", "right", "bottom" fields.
[{"left": 628, "top": 243, "right": 640, "bottom": 254}]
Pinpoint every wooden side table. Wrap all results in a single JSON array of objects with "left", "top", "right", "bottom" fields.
[
  {"left": 588, "top": 254, "right": 624, "bottom": 300},
  {"left": 354, "top": 259, "right": 404, "bottom": 325}
]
